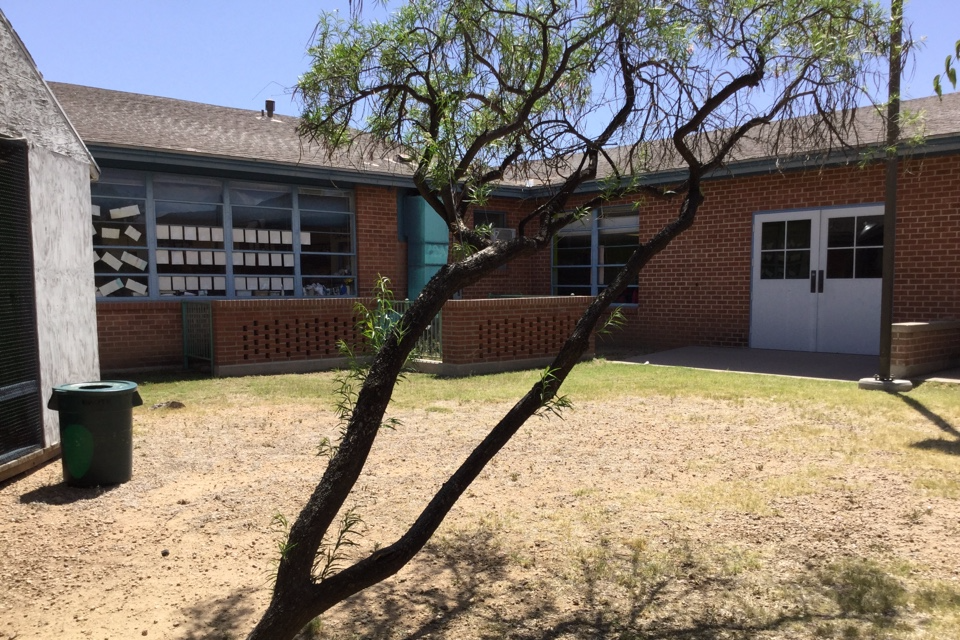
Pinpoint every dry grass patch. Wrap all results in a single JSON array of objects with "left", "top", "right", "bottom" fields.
[{"left": 2, "top": 362, "right": 960, "bottom": 639}]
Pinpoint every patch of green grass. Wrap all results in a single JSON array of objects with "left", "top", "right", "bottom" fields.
[
  {"left": 913, "top": 474, "right": 960, "bottom": 499},
  {"left": 914, "top": 581, "right": 960, "bottom": 612},
  {"left": 674, "top": 468, "right": 829, "bottom": 516},
  {"left": 819, "top": 558, "right": 908, "bottom": 617}
]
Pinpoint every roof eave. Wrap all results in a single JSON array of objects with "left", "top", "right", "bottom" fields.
[{"left": 86, "top": 144, "right": 417, "bottom": 188}]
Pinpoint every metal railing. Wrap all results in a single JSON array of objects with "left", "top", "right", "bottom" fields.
[
  {"left": 393, "top": 300, "right": 442, "bottom": 361},
  {"left": 182, "top": 301, "right": 213, "bottom": 370}
]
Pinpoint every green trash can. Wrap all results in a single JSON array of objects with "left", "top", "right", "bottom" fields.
[{"left": 47, "top": 381, "right": 143, "bottom": 487}]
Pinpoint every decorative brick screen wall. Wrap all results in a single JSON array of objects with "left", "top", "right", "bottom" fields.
[
  {"left": 441, "top": 296, "right": 594, "bottom": 366},
  {"left": 210, "top": 298, "right": 361, "bottom": 376}
]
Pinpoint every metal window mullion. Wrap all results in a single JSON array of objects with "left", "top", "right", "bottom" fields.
[
  {"left": 145, "top": 174, "right": 158, "bottom": 299},
  {"left": 590, "top": 210, "right": 599, "bottom": 296},
  {"left": 223, "top": 181, "right": 235, "bottom": 297},
  {"left": 349, "top": 190, "right": 357, "bottom": 296},
  {"left": 292, "top": 190, "right": 303, "bottom": 297}
]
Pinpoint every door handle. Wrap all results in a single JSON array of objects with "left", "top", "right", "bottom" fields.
[
  {"left": 810, "top": 270, "right": 817, "bottom": 293},
  {"left": 818, "top": 269, "right": 824, "bottom": 293}
]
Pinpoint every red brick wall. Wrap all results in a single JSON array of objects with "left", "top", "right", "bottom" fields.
[
  {"left": 211, "top": 298, "right": 361, "bottom": 368},
  {"left": 631, "top": 158, "right": 960, "bottom": 351},
  {"left": 891, "top": 321, "right": 960, "bottom": 377},
  {"left": 441, "top": 296, "right": 594, "bottom": 365},
  {"left": 355, "top": 185, "right": 407, "bottom": 297},
  {"left": 892, "top": 156, "right": 960, "bottom": 321},
  {"left": 459, "top": 196, "right": 552, "bottom": 299},
  {"left": 96, "top": 301, "right": 182, "bottom": 373}
]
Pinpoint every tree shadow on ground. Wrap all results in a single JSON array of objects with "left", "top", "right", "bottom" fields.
[
  {"left": 311, "top": 522, "right": 515, "bottom": 639},
  {"left": 177, "top": 586, "right": 260, "bottom": 640},
  {"left": 308, "top": 528, "right": 907, "bottom": 640},
  {"left": 899, "top": 393, "right": 960, "bottom": 456}
]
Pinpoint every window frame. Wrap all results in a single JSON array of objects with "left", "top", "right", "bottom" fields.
[
  {"left": 551, "top": 204, "right": 640, "bottom": 305},
  {"left": 91, "top": 169, "right": 357, "bottom": 300}
]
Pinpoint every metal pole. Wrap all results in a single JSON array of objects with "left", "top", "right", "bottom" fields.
[{"left": 877, "top": 0, "right": 902, "bottom": 381}]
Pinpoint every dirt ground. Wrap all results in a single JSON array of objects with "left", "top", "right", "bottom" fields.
[{"left": 1, "top": 379, "right": 959, "bottom": 640}]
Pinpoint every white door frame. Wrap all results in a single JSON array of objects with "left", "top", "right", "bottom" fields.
[{"left": 749, "top": 204, "right": 883, "bottom": 355}]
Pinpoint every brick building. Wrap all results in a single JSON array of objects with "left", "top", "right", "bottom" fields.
[{"left": 50, "top": 83, "right": 960, "bottom": 378}]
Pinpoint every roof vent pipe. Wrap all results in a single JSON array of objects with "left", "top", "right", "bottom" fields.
[{"left": 265, "top": 100, "right": 275, "bottom": 118}]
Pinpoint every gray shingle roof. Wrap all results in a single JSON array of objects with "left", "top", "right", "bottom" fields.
[
  {"left": 49, "top": 81, "right": 960, "bottom": 190},
  {"left": 48, "top": 82, "right": 414, "bottom": 179},
  {"left": 533, "top": 92, "right": 960, "bottom": 186}
]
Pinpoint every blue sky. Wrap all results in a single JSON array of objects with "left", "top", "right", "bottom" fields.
[{"left": 3, "top": 0, "right": 956, "bottom": 119}]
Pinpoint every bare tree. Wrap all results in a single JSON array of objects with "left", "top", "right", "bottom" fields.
[{"left": 247, "top": 1, "right": 890, "bottom": 637}]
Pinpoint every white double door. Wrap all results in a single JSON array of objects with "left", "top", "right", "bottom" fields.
[{"left": 750, "top": 205, "right": 884, "bottom": 355}]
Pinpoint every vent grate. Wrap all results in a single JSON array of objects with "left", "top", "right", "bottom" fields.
[{"left": 0, "top": 139, "right": 43, "bottom": 461}]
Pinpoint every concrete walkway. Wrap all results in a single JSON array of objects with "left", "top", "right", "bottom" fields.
[{"left": 608, "top": 346, "right": 960, "bottom": 384}]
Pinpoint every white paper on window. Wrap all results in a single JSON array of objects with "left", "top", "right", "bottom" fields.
[
  {"left": 270, "top": 253, "right": 282, "bottom": 267},
  {"left": 200, "top": 251, "right": 213, "bottom": 266},
  {"left": 156, "top": 225, "right": 170, "bottom": 240},
  {"left": 121, "top": 251, "right": 147, "bottom": 271},
  {"left": 283, "top": 277, "right": 294, "bottom": 290},
  {"left": 283, "top": 253, "right": 294, "bottom": 267},
  {"left": 101, "top": 252, "right": 123, "bottom": 271},
  {"left": 156, "top": 250, "right": 170, "bottom": 265},
  {"left": 170, "top": 226, "right": 184, "bottom": 241},
  {"left": 269, "top": 230, "right": 281, "bottom": 245},
  {"left": 101, "top": 227, "right": 121, "bottom": 240},
  {"left": 184, "top": 226, "right": 198, "bottom": 241},
  {"left": 159, "top": 276, "right": 172, "bottom": 290},
  {"left": 246, "top": 253, "right": 258, "bottom": 266},
  {"left": 259, "top": 277, "right": 270, "bottom": 291},
  {"left": 212, "top": 227, "right": 224, "bottom": 242},
  {"left": 171, "top": 251, "right": 185, "bottom": 265},
  {"left": 124, "top": 225, "right": 142, "bottom": 242},
  {"left": 125, "top": 279, "right": 148, "bottom": 295},
  {"left": 186, "top": 251, "right": 199, "bottom": 265},
  {"left": 258, "top": 253, "right": 270, "bottom": 266},
  {"left": 198, "top": 227, "right": 211, "bottom": 242},
  {"left": 300, "top": 231, "right": 311, "bottom": 246},
  {"left": 109, "top": 205, "right": 140, "bottom": 219},
  {"left": 257, "top": 230, "right": 269, "bottom": 244},
  {"left": 214, "top": 251, "right": 226, "bottom": 266},
  {"left": 282, "top": 230, "right": 293, "bottom": 244},
  {"left": 244, "top": 229, "right": 257, "bottom": 243},
  {"left": 172, "top": 276, "right": 186, "bottom": 290},
  {"left": 200, "top": 277, "right": 213, "bottom": 290},
  {"left": 186, "top": 277, "right": 199, "bottom": 290},
  {"left": 98, "top": 278, "right": 123, "bottom": 296},
  {"left": 233, "top": 229, "right": 244, "bottom": 243},
  {"left": 92, "top": 222, "right": 97, "bottom": 236},
  {"left": 235, "top": 277, "right": 247, "bottom": 290},
  {"left": 271, "top": 277, "right": 283, "bottom": 291},
  {"left": 214, "top": 277, "right": 225, "bottom": 290},
  {"left": 91, "top": 204, "right": 101, "bottom": 217}
]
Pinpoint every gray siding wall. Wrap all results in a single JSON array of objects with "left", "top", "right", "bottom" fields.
[
  {"left": 0, "top": 13, "right": 90, "bottom": 164},
  {"left": 30, "top": 145, "right": 101, "bottom": 445}
]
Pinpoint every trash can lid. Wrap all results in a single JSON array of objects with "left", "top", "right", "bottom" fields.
[{"left": 52, "top": 380, "right": 139, "bottom": 393}]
